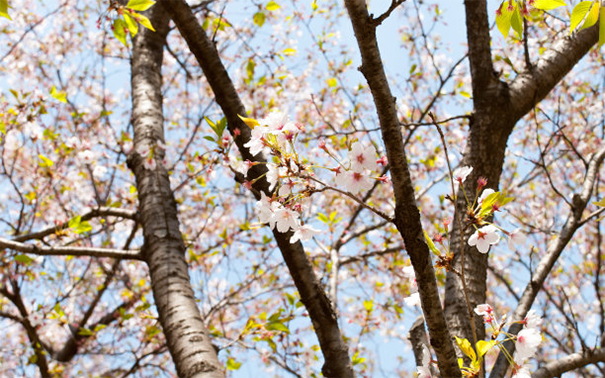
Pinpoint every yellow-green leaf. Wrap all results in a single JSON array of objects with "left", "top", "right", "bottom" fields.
[
  {"left": 570, "top": 1, "right": 594, "bottom": 34},
  {"left": 123, "top": 13, "right": 138, "bottom": 37},
  {"left": 599, "top": 7, "right": 605, "bottom": 48},
  {"left": 226, "top": 357, "right": 242, "bottom": 371},
  {"left": 363, "top": 299, "right": 373, "bottom": 312},
  {"left": 113, "top": 18, "right": 128, "bottom": 46},
  {"left": 238, "top": 114, "right": 259, "bottom": 129},
  {"left": 511, "top": 3, "right": 523, "bottom": 39},
  {"left": 496, "top": 1, "right": 514, "bottom": 39},
  {"left": 126, "top": 0, "right": 155, "bottom": 11},
  {"left": 253, "top": 11, "right": 266, "bottom": 27},
  {"left": 15, "top": 254, "right": 34, "bottom": 264},
  {"left": 135, "top": 13, "right": 155, "bottom": 31},
  {"left": 266, "top": 1, "right": 280, "bottom": 11},
  {"left": 424, "top": 230, "right": 441, "bottom": 256},
  {"left": 533, "top": 0, "right": 566, "bottom": 10},
  {"left": 593, "top": 198, "right": 605, "bottom": 207},
  {"left": 326, "top": 77, "right": 337, "bottom": 87},
  {"left": 0, "top": 0, "right": 10, "bottom": 20},
  {"left": 282, "top": 47, "right": 296, "bottom": 56},
  {"left": 476, "top": 339, "right": 496, "bottom": 358},
  {"left": 50, "top": 86, "right": 67, "bottom": 103},
  {"left": 38, "top": 154, "right": 54, "bottom": 167},
  {"left": 455, "top": 336, "right": 477, "bottom": 362},
  {"left": 579, "top": 2, "right": 599, "bottom": 30}
]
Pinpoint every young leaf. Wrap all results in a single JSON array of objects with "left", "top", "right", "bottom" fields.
[
  {"left": 38, "top": 154, "right": 54, "bottom": 167},
  {"left": 455, "top": 336, "right": 477, "bottom": 362},
  {"left": 533, "top": 0, "right": 566, "bottom": 10},
  {"left": 476, "top": 339, "right": 496, "bottom": 358},
  {"left": 113, "top": 18, "right": 128, "bottom": 46},
  {"left": 424, "top": 230, "right": 441, "bottom": 256},
  {"left": 15, "top": 254, "right": 34, "bottom": 265},
  {"left": 266, "top": 1, "right": 280, "bottom": 11},
  {"left": 579, "top": 1, "right": 599, "bottom": 30},
  {"left": 511, "top": 3, "right": 523, "bottom": 39},
  {"left": 0, "top": 0, "right": 10, "bottom": 20},
  {"left": 570, "top": 1, "right": 594, "bottom": 34},
  {"left": 123, "top": 12, "right": 139, "bottom": 37},
  {"left": 238, "top": 114, "right": 260, "bottom": 128},
  {"left": 50, "top": 86, "right": 67, "bottom": 103},
  {"left": 135, "top": 13, "right": 155, "bottom": 31},
  {"left": 126, "top": 0, "right": 156, "bottom": 11},
  {"left": 496, "top": 1, "right": 514, "bottom": 39},
  {"left": 253, "top": 11, "right": 266, "bottom": 27}
]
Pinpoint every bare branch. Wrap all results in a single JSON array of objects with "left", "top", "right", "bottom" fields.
[
  {"left": 531, "top": 348, "right": 605, "bottom": 378},
  {"left": 0, "top": 237, "right": 143, "bottom": 260}
]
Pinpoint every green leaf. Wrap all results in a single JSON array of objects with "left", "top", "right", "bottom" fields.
[
  {"left": 50, "top": 86, "right": 67, "bottom": 103},
  {"left": 496, "top": 1, "right": 514, "bottom": 39},
  {"left": 511, "top": 3, "right": 523, "bottom": 39},
  {"left": 266, "top": 321, "right": 290, "bottom": 333},
  {"left": 424, "top": 230, "right": 441, "bottom": 256},
  {"left": 266, "top": 1, "right": 280, "bottom": 11},
  {"left": 238, "top": 114, "right": 260, "bottom": 129},
  {"left": 533, "top": 0, "right": 566, "bottom": 10},
  {"left": 579, "top": 2, "right": 599, "bottom": 30},
  {"left": 226, "top": 357, "right": 242, "bottom": 371},
  {"left": 77, "top": 327, "right": 93, "bottom": 336},
  {"left": 476, "top": 339, "right": 496, "bottom": 358},
  {"left": 15, "top": 254, "right": 34, "bottom": 265},
  {"left": 593, "top": 198, "right": 605, "bottom": 207},
  {"left": 38, "top": 154, "right": 54, "bottom": 167},
  {"left": 455, "top": 336, "right": 477, "bottom": 362},
  {"left": 68, "top": 215, "right": 93, "bottom": 234},
  {"left": 126, "top": 0, "right": 156, "bottom": 11},
  {"left": 203, "top": 136, "right": 215, "bottom": 142},
  {"left": 570, "top": 1, "right": 594, "bottom": 34},
  {"left": 0, "top": 0, "right": 10, "bottom": 20},
  {"left": 113, "top": 18, "right": 128, "bottom": 46},
  {"left": 600, "top": 6, "right": 605, "bottom": 48},
  {"left": 135, "top": 13, "right": 155, "bottom": 31},
  {"left": 253, "top": 11, "right": 266, "bottom": 27},
  {"left": 123, "top": 13, "right": 139, "bottom": 37}
]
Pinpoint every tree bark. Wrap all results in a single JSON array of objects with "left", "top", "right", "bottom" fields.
[
  {"left": 128, "top": 4, "right": 223, "bottom": 378},
  {"left": 444, "top": 1, "right": 600, "bottom": 375}
]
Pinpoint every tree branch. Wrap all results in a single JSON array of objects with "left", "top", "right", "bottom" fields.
[
  {"left": 0, "top": 237, "right": 142, "bottom": 260},
  {"left": 343, "top": 0, "right": 460, "bottom": 376},
  {"left": 531, "top": 348, "right": 605, "bottom": 378},
  {"left": 12, "top": 206, "right": 137, "bottom": 243},
  {"left": 509, "top": 24, "right": 599, "bottom": 120},
  {"left": 160, "top": 1, "right": 355, "bottom": 376}
]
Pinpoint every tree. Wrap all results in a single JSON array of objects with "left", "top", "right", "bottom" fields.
[{"left": 0, "top": 0, "right": 603, "bottom": 377}]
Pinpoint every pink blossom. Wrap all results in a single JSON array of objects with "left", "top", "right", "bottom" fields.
[
  {"left": 512, "top": 365, "right": 531, "bottom": 378},
  {"left": 523, "top": 310, "right": 542, "bottom": 330},
  {"left": 348, "top": 142, "right": 378, "bottom": 172},
  {"left": 515, "top": 328, "right": 542, "bottom": 360},
  {"left": 474, "top": 303, "right": 495, "bottom": 323},
  {"left": 453, "top": 165, "right": 473, "bottom": 183},
  {"left": 340, "top": 170, "right": 373, "bottom": 194},
  {"left": 468, "top": 224, "right": 500, "bottom": 253},
  {"left": 271, "top": 207, "right": 300, "bottom": 233},
  {"left": 507, "top": 228, "right": 527, "bottom": 251},
  {"left": 290, "top": 224, "right": 321, "bottom": 243}
]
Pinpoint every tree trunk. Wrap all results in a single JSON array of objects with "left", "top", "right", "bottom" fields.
[{"left": 127, "top": 5, "right": 224, "bottom": 378}]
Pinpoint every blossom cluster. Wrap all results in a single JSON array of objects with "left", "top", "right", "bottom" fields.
[
  {"left": 474, "top": 304, "right": 543, "bottom": 378},
  {"left": 241, "top": 111, "right": 384, "bottom": 244}
]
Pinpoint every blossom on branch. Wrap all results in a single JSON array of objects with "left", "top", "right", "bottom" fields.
[{"left": 468, "top": 224, "right": 500, "bottom": 253}]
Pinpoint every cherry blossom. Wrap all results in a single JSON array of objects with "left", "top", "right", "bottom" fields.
[
  {"left": 468, "top": 224, "right": 500, "bottom": 253},
  {"left": 290, "top": 224, "right": 321, "bottom": 243},
  {"left": 474, "top": 303, "right": 495, "bottom": 323},
  {"left": 453, "top": 165, "right": 473, "bottom": 183},
  {"left": 515, "top": 327, "right": 542, "bottom": 361},
  {"left": 348, "top": 142, "right": 378, "bottom": 172},
  {"left": 507, "top": 228, "right": 527, "bottom": 251}
]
